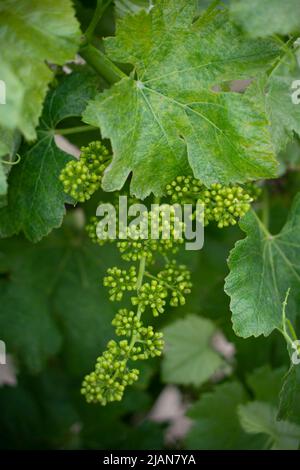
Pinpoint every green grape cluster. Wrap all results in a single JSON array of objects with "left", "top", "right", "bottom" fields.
[
  {"left": 86, "top": 216, "right": 105, "bottom": 245},
  {"left": 166, "top": 176, "right": 203, "bottom": 203},
  {"left": 112, "top": 309, "right": 142, "bottom": 336},
  {"left": 166, "top": 176, "right": 259, "bottom": 228},
  {"left": 103, "top": 266, "right": 137, "bottom": 301},
  {"left": 81, "top": 339, "right": 140, "bottom": 405},
  {"left": 117, "top": 207, "right": 184, "bottom": 262},
  {"left": 86, "top": 213, "right": 117, "bottom": 245},
  {"left": 200, "top": 183, "right": 253, "bottom": 228},
  {"left": 157, "top": 261, "right": 192, "bottom": 307},
  {"left": 86, "top": 202, "right": 184, "bottom": 258},
  {"left": 81, "top": 302, "right": 164, "bottom": 404},
  {"left": 59, "top": 141, "right": 111, "bottom": 202},
  {"left": 69, "top": 140, "right": 260, "bottom": 406},
  {"left": 81, "top": 164, "right": 258, "bottom": 406},
  {"left": 82, "top": 233, "right": 192, "bottom": 405},
  {"left": 132, "top": 280, "right": 168, "bottom": 317}
]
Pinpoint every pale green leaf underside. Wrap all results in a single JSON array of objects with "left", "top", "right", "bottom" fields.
[
  {"left": 230, "top": 0, "right": 300, "bottom": 37},
  {"left": 0, "top": 0, "right": 81, "bottom": 139},
  {"left": 238, "top": 401, "right": 300, "bottom": 450},
  {"left": 225, "top": 193, "right": 300, "bottom": 338},
  {"left": 84, "top": 1, "right": 280, "bottom": 197},
  {"left": 162, "top": 314, "right": 224, "bottom": 386}
]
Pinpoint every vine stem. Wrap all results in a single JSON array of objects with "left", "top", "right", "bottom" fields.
[
  {"left": 84, "top": 0, "right": 113, "bottom": 43},
  {"left": 145, "top": 271, "right": 175, "bottom": 292},
  {"left": 277, "top": 288, "right": 300, "bottom": 356},
  {"left": 136, "top": 256, "right": 146, "bottom": 291},
  {"left": 262, "top": 187, "right": 270, "bottom": 231},
  {"left": 80, "top": 44, "right": 126, "bottom": 85},
  {"left": 55, "top": 125, "right": 97, "bottom": 136},
  {"left": 110, "top": 256, "right": 147, "bottom": 383},
  {"left": 130, "top": 256, "right": 147, "bottom": 349}
]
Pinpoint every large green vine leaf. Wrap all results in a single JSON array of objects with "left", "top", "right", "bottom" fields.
[
  {"left": 278, "top": 364, "right": 300, "bottom": 423},
  {"left": 230, "top": 0, "right": 300, "bottom": 37},
  {"left": 225, "top": 193, "right": 300, "bottom": 338},
  {"left": 186, "top": 367, "right": 294, "bottom": 450},
  {"left": 161, "top": 314, "right": 224, "bottom": 386},
  {"left": 0, "top": 69, "right": 101, "bottom": 242},
  {"left": 238, "top": 401, "right": 300, "bottom": 450},
  {"left": 247, "top": 57, "right": 300, "bottom": 153},
  {"left": 186, "top": 382, "right": 261, "bottom": 450},
  {"left": 0, "top": 0, "right": 81, "bottom": 140},
  {"left": 84, "top": 0, "right": 280, "bottom": 198}
]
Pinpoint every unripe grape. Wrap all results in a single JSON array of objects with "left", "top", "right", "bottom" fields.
[{"left": 60, "top": 141, "right": 111, "bottom": 202}]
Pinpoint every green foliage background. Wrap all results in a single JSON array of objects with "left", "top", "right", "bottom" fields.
[{"left": 1, "top": 0, "right": 300, "bottom": 450}]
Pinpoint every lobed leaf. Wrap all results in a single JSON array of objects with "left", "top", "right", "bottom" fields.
[
  {"left": 162, "top": 314, "right": 224, "bottom": 386},
  {"left": 238, "top": 401, "right": 300, "bottom": 450},
  {"left": 0, "top": 69, "right": 101, "bottom": 242},
  {"left": 225, "top": 193, "right": 300, "bottom": 338},
  {"left": 84, "top": 1, "right": 280, "bottom": 197}
]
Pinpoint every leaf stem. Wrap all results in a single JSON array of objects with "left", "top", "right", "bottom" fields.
[
  {"left": 145, "top": 271, "right": 175, "bottom": 291},
  {"left": 55, "top": 125, "right": 98, "bottom": 136},
  {"left": 136, "top": 256, "right": 146, "bottom": 291},
  {"left": 277, "top": 288, "right": 300, "bottom": 356},
  {"left": 84, "top": 0, "right": 113, "bottom": 43},
  {"left": 262, "top": 187, "right": 270, "bottom": 231},
  {"left": 130, "top": 256, "right": 147, "bottom": 350},
  {"left": 80, "top": 44, "right": 126, "bottom": 85}
]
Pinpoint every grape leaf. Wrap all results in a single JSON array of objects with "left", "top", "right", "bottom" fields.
[
  {"left": 161, "top": 314, "right": 224, "bottom": 386},
  {"left": 247, "top": 58, "right": 300, "bottom": 153},
  {"left": 278, "top": 364, "right": 300, "bottom": 423},
  {"left": 0, "top": 215, "right": 116, "bottom": 374},
  {"left": 0, "top": 69, "right": 101, "bottom": 242},
  {"left": 0, "top": 369, "right": 79, "bottom": 450},
  {"left": 0, "top": 0, "right": 81, "bottom": 140},
  {"left": 0, "top": 365, "right": 161, "bottom": 450},
  {"left": 83, "top": 1, "right": 280, "bottom": 198},
  {"left": 0, "top": 128, "right": 20, "bottom": 204},
  {"left": 186, "top": 382, "right": 261, "bottom": 449},
  {"left": 247, "top": 365, "right": 286, "bottom": 405},
  {"left": 0, "top": 245, "right": 62, "bottom": 374},
  {"left": 238, "top": 401, "right": 300, "bottom": 450},
  {"left": 225, "top": 193, "right": 300, "bottom": 338},
  {"left": 278, "top": 140, "right": 300, "bottom": 175},
  {"left": 230, "top": 0, "right": 300, "bottom": 37}
]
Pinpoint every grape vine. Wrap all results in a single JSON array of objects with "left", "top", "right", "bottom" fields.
[{"left": 59, "top": 140, "right": 260, "bottom": 405}]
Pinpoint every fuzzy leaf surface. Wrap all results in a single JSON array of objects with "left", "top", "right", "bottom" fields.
[
  {"left": 162, "top": 314, "right": 224, "bottom": 386},
  {"left": 84, "top": 1, "right": 280, "bottom": 197}
]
